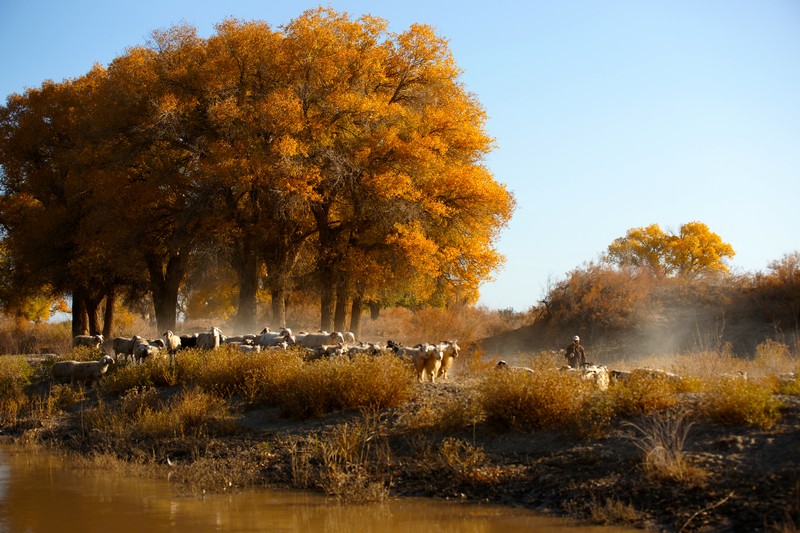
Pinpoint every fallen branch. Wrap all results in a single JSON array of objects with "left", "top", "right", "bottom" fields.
[{"left": 678, "top": 491, "right": 735, "bottom": 532}]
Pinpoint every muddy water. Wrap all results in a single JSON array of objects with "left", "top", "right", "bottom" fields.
[{"left": 0, "top": 446, "right": 634, "bottom": 533}]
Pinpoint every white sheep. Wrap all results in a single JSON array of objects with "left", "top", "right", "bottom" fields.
[
  {"left": 103, "top": 336, "right": 136, "bottom": 363},
  {"left": 580, "top": 363, "right": 610, "bottom": 391},
  {"left": 387, "top": 340, "right": 410, "bottom": 357},
  {"left": 496, "top": 360, "right": 535, "bottom": 374},
  {"left": 72, "top": 334, "right": 104, "bottom": 350},
  {"left": 163, "top": 330, "right": 182, "bottom": 354},
  {"left": 312, "top": 343, "right": 346, "bottom": 358},
  {"left": 52, "top": 355, "right": 115, "bottom": 386},
  {"left": 435, "top": 340, "right": 460, "bottom": 380},
  {"left": 346, "top": 342, "right": 384, "bottom": 357},
  {"left": 343, "top": 331, "right": 356, "bottom": 344},
  {"left": 196, "top": 327, "right": 222, "bottom": 350},
  {"left": 293, "top": 331, "right": 345, "bottom": 348},
  {"left": 132, "top": 337, "right": 163, "bottom": 364},
  {"left": 237, "top": 343, "right": 261, "bottom": 353},
  {"left": 413, "top": 343, "right": 444, "bottom": 383},
  {"left": 258, "top": 329, "right": 293, "bottom": 347},
  {"left": 560, "top": 363, "right": 610, "bottom": 391}
]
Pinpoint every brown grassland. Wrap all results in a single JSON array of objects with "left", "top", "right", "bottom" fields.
[{"left": 0, "top": 302, "right": 799, "bottom": 533}]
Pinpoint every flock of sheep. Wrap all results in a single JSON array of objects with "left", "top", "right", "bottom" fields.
[{"left": 61, "top": 328, "right": 462, "bottom": 386}]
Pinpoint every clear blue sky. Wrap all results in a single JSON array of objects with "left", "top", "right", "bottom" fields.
[{"left": 2, "top": 1, "right": 799, "bottom": 311}]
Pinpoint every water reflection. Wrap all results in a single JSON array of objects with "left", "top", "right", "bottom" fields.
[{"left": 0, "top": 446, "right": 635, "bottom": 533}]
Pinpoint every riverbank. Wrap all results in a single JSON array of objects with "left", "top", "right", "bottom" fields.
[{"left": 4, "top": 368, "right": 799, "bottom": 533}]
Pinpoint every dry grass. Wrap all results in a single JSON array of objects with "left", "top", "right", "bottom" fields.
[
  {"left": 624, "top": 410, "right": 708, "bottom": 486},
  {"left": 588, "top": 496, "right": 644, "bottom": 525}
]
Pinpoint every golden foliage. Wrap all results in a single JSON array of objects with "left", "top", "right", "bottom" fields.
[{"left": 608, "top": 221, "right": 735, "bottom": 278}]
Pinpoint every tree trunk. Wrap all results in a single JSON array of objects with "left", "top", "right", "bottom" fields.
[
  {"left": 333, "top": 278, "right": 349, "bottom": 333},
  {"left": 349, "top": 295, "right": 364, "bottom": 339},
  {"left": 235, "top": 243, "right": 259, "bottom": 333},
  {"left": 369, "top": 302, "right": 381, "bottom": 321},
  {"left": 320, "top": 281, "right": 334, "bottom": 333},
  {"left": 270, "top": 287, "right": 288, "bottom": 329},
  {"left": 146, "top": 252, "right": 185, "bottom": 333},
  {"left": 71, "top": 286, "right": 89, "bottom": 338},
  {"left": 102, "top": 289, "right": 115, "bottom": 339},
  {"left": 86, "top": 297, "right": 101, "bottom": 336}
]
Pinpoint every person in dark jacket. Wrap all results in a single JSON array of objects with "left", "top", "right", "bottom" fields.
[{"left": 565, "top": 335, "right": 586, "bottom": 368}]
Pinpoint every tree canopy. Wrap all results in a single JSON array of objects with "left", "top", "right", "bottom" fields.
[
  {"left": 0, "top": 8, "right": 515, "bottom": 334},
  {"left": 607, "top": 222, "right": 735, "bottom": 278}
]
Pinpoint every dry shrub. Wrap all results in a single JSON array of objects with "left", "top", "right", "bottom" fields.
[
  {"left": 670, "top": 347, "right": 748, "bottom": 382},
  {"left": 169, "top": 388, "right": 237, "bottom": 437},
  {"left": 700, "top": 377, "right": 783, "bottom": 429},
  {"left": 395, "top": 386, "right": 483, "bottom": 433},
  {"left": 83, "top": 387, "right": 237, "bottom": 440},
  {"left": 479, "top": 363, "right": 595, "bottom": 432},
  {"left": 281, "top": 354, "right": 415, "bottom": 419},
  {"left": 67, "top": 346, "right": 105, "bottom": 362},
  {"left": 589, "top": 496, "right": 643, "bottom": 525},
  {"left": 541, "top": 262, "right": 654, "bottom": 332},
  {"left": 753, "top": 340, "right": 797, "bottom": 377},
  {"left": 0, "top": 318, "right": 71, "bottom": 355},
  {"left": 290, "top": 410, "right": 392, "bottom": 503},
  {"left": 357, "top": 305, "right": 530, "bottom": 346},
  {"left": 624, "top": 411, "right": 708, "bottom": 485},
  {"left": 770, "top": 373, "right": 800, "bottom": 396},
  {"left": 46, "top": 384, "right": 86, "bottom": 413},
  {"left": 610, "top": 371, "right": 680, "bottom": 417},
  {"left": 175, "top": 346, "right": 245, "bottom": 397},
  {"left": 98, "top": 359, "right": 162, "bottom": 396},
  {"left": 175, "top": 345, "right": 305, "bottom": 404},
  {"left": 118, "top": 386, "right": 161, "bottom": 418},
  {"left": 240, "top": 348, "right": 304, "bottom": 406},
  {"left": 437, "top": 437, "right": 488, "bottom": 482},
  {"left": 0, "top": 356, "right": 33, "bottom": 424}
]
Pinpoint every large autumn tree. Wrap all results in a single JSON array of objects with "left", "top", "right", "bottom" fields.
[
  {"left": 276, "top": 8, "right": 514, "bottom": 331},
  {"left": 0, "top": 9, "right": 514, "bottom": 334},
  {"left": 0, "top": 67, "right": 127, "bottom": 337}
]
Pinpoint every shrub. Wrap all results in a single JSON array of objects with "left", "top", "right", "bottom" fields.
[
  {"left": 700, "top": 377, "right": 783, "bottom": 429},
  {"left": 610, "top": 371, "right": 680, "bottom": 417},
  {"left": 82, "top": 387, "right": 237, "bottom": 440},
  {"left": 624, "top": 411, "right": 707, "bottom": 485},
  {"left": 243, "top": 348, "right": 305, "bottom": 406},
  {"left": 174, "top": 346, "right": 304, "bottom": 404},
  {"left": 46, "top": 384, "right": 86, "bottom": 413},
  {"left": 753, "top": 340, "right": 796, "bottom": 378},
  {"left": 289, "top": 410, "right": 392, "bottom": 503},
  {"left": 395, "top": 386, "right": 484, "bottom": 434},
  {"left": 98, "top": 358, "right": 173, "bottom": 396},
  {"left": 0, "top": 318, "right": 71, "bottom": 355},
  {"left": 479, "top": 363, "right": 596, "bottom": 432},
  {"left": 281, "top": 355, "right": 416, "bottom": 419},
  {"left": 0, "top": 356, "right": 33, "bottom": 424}
]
